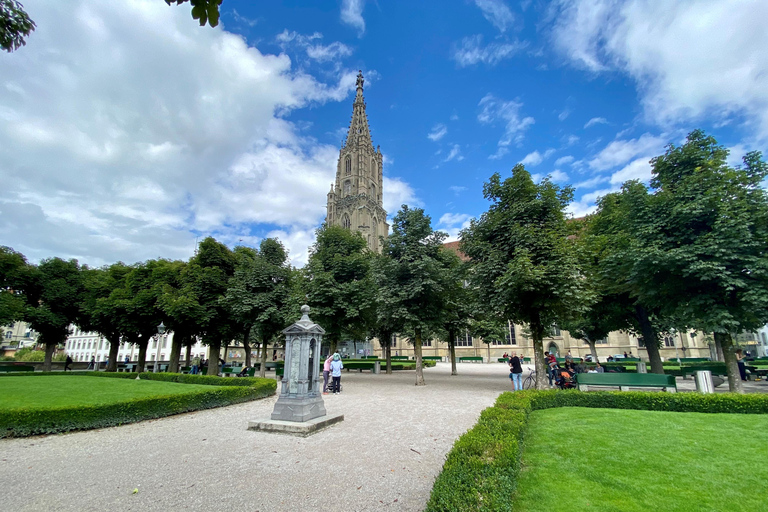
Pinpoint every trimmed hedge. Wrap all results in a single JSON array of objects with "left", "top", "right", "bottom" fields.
[
  {"left": 425, "top": 390, "right": 768, "bottom": 512},
  {"left": 0, "top": 374, "right": 277, "bottom": 438}
]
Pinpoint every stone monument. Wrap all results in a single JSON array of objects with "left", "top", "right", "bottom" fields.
[{"left": 248, "top": 305, "right": 344, "bottom": 436}]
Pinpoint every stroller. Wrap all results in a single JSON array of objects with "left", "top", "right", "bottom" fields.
[{"left": 553, "top": 367, "right": 577, "bottom": 390}]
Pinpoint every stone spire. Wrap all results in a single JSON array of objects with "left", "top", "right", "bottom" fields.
[{"left": 345, "top": 70, "right": 373, "bottom": 150}]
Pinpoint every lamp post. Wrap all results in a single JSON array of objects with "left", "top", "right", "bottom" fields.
[{"left": 154, "top": 321, "right": 165, "bottom": 373}]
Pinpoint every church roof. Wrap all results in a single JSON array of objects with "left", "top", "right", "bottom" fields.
[{"left": 344, "top": 71, "right": 374, "bottom": 150}]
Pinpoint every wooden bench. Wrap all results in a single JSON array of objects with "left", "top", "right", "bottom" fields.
[
  {"left": 458, "top": 357, "right": 483, "bottom": 363},
  {"left": 576, "top": 372, "right": 677, "bottom": 392},
  {"left": 0, "top": 365, "right": 35, "bottom": 373}
]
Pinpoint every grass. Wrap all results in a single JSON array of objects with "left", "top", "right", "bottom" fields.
[
  {"left": 0, "top": 375, "right": 214, "bottom": 410},
  {"left": 513, "top": 407, "right": 768, "bottom": 511}
]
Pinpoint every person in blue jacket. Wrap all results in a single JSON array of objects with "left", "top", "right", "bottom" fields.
[{"left": 330, "top": 353, "right": 344, "bottom": 394}]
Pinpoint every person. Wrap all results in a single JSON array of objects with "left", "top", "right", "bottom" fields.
[
  {"left": 595, "top": 362, "right": 604, "bottom": 373},
  {"left": 576, "top": 358, "right": 587, "bottom": 374},
  {"left": 201, "top": 358, "right": 208, "bottom": 375},
  {"left": 547, "top": 351, "right": 557, "bottom": 387},
  {"left": 87, "top": 356, "right": 95, "bottom": 370},
  {"left": 64, "top": 355, "right": 73, "bottom": 372},
  {"left": 736, "top": 349, "right": 747, "bottom": 381},
  {"left": 564, "top": 360, "right": 576, "bottom": 374},
  {"left": 237, "top": 365, "right": 250, "bottom": 377},
  {"left": 502, "top": 352, "right": 508, "bottom": 360},
  {"left": 607, "top": 355, "right": 614, "bottom": 362},
  {"left": 322, "top": 354, "right": 333, "bottom": 394},
  {"left": 124, "top": 355, "right": 130, "bottom": 364},
  {"left": 219, "top": 357, "right": 226, "bottom": 376},
  {"left": 190, "top": 355, "right": 201, "bottom": 375},
  {"left": 544, "top": 351, "right": 553, "bottom": 386},
  {"left": 565, "top": 351, "right": 573, "bottom": 364},
  {"left": 623, "top": 351, "right": 628, "bottom": 358},
  {"left": 330, "top": 353, "right": 344, "bottom": 394},
  {"left": 508, "top": 352, "right": 523, "bottom": 391}
]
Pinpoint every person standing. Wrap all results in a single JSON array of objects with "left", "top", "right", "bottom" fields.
[
  {"left": 87, "top": 356, "right": 95, "bottom": 370},
  {"left": 330, "top": 353, "right": 344, "bottom": 394},
  {"left": 322, "top": 354, "right": 333, "bottom": 394},
  {"left": 508, "top": 352, "right": 523, "bottom": 391},
  {"left": 64, "top": 355, "right": 73, "bottom": 372},
  {"left": 124, "top": 355, "right": 130, "bottom": 364},
  {"left": 190, "top": 355, "right": 201, "bottom": 375},
  {"left": 736, "top": 349, "right": 747, "bottom": 381}
]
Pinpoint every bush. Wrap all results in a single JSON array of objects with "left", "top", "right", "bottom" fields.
[
  {"left": 425, "top": 390, "right": 768, "bottom": 511},
  {"left": 14, "top": 347, "right": 45, "bottom": 361}
]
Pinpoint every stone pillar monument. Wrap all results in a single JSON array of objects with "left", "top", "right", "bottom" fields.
[{"left": 248, "top": 306, "right": 344, "bottom": 436}]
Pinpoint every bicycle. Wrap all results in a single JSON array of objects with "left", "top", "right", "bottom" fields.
[{"left": 522, "top": 369, "right": 536, "bottom": 390}]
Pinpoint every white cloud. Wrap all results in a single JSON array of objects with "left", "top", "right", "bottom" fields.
[
  {"left": 473, "top": 0, "right": 515, "bottom": 32},
  {"left": 276, "top": 30, "right": 353, "bottom": 64},
  {"left": 521, "top": 148, "right": 555, "bottom": 166},
  {"left": 574, "top": 175, "right": 609, "bottom": 189},
  {"left": 340, "top": 0, "right": 366, "bottom": 36},
  {"left": 588, "top": 133, "right": 665, "bottom": 171},
  {"left": 450, "top": 113, "right": 459, "bottom": 121},
  {"left": 584, "top": 116, "right": 608, "bottom": 128},
  {"left": 0, "top": 1, "right": 359, "bottom": 267},
  {"left": 383, "top": 176, "right": 422, "bottom": 216},
  {"left": 550, "top": 169, "right": 569, "bottom": 182},
  {"left": 306, "top": 41, "right": 353, "bottom": 62},
  {"left": 567, "top": 187, "right": 618, "bottom": 218},
  {"left": 609, "top": 157, "right": 653, "bottom": 185},
  {"left": 478, "top": 94, "right": 535, "bottom": 158},
  {"left": 452, "top": 35, "right": 527, "bottom": 67},
  {"left": 449, "top": 185, "right": 468, "bottom": 195},
  {"left": 558, "top": 108, "right": 571, "bottom": 121},
  {"left": 550, "top": 0, "right": 768, "bottom": 140},
  {"left": 428, "top": 123, "right": 448, "bottom": 141},
  {"left": 444, "top": 144, "right": 464, "bottom": 162},
  {"left": 437, "top": 212, "right": 473, "bottom": 241},
  {"left": 555, "top": 155, "right": 574, "bottom": 166},
  {"left": 264, "top": 227, "right": 317, "bottom": 267}
]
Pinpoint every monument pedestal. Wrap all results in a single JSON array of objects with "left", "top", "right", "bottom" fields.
[
  {"left": 271, "top": 394, "right": 327, "bottom": 422},
  {"left": 248, "top": 413, "right": 344, "bottom": 437}
]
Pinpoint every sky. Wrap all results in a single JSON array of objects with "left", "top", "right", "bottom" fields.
[{"left": 1, "top": 0, "right": 767, "bottom": 267}]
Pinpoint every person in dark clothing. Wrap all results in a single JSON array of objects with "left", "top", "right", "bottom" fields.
[
  {"left": 64, "top": 355, "right": 73, "bottom": 371},
  {"left": 87, "top": 356, "right": 95, "bottom": 370},
  {"left": 508, "top": 352, "right": 523, "bottom": 391},
  {"left": 736, "top": 349, "right": 748, "bottom": 381}
]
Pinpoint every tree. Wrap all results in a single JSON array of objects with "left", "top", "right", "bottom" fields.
[
  {"left": 0, "top": 246, "right": 30, "bottom": 326},
  {"left": 305, "top": 224, "right": 374, "bottom": 356},
  {"left": 460, "top": 167, "right": 591, "bottom": 389},
  {"left": 165, "top": 0, "right": 223, "bottom": 27},
  {"left": 22, "top": 257, "right": 84, "bottom": 371},
  {"left": 0, "top": 0, "right": 35, "bottom": 52},
  {"left": 632, "top": 131, "right": 768, "bottom": 392},
  {"left": 432, "top": 252, "right": 473, "bottom": 376},
  {"left": 155, "top": 260, "right": 203, "bottom": 373},
  {"left": 376, "top": 206, "right": 450, "bottom": 386}
]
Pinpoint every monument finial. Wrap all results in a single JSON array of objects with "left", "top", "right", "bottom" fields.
[{"left": 356, "top": 70, "right": 364, "bottom": 91}]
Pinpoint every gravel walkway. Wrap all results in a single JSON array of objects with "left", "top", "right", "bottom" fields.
[{"left": 0, "top": 362, "right": 513, "bottom": 512}]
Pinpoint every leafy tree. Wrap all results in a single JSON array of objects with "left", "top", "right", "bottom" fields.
[
  {"left": 305, "top": 224, "right": 374, "bottom": 356},
  {"left": 0, "top": 246, "right": 30, "bottom": 326},
  {"left": 376, "top": 206, "right": 450, "bottom": 386},
  {"left": 0, "top": 0, "right": 35, "bottom": 52},
  {"left": 632, "top": 131, "right": 768, "bottom": 392},
  {"left": 470, "top": 315, "right": 509, "bottom": 366},
  {"left": 432, "top": 253, "right": 474, "bottom": 376},
  {"left": 461, "top": 167, "right": 591, "bottom": 389},
  {"left": 155, "top": 259, "right": 202, "bottom": 372},
  {"left": 22, "top": 257, "right": 84, "bottom": 371},
  {"left": 165, "top": 0, "right": 223, "bottom": 27}
]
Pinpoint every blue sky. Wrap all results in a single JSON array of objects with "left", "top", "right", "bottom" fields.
[{"left": 1, "top": 0, "right": 766, "bottom": 266}]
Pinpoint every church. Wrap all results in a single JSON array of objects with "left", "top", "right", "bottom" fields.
[{"left": 325, "top": 71, "right": 389, "bottom": 253}]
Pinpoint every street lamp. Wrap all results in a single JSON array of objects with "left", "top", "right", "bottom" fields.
[{"left": 154, "top": 321, "right": 165, "bottom": 373}]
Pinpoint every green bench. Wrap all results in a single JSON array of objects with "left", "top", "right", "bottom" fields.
[
  {"left": 391, "top": 356, "right": 410, "bottom": 360},
  {"left": 458, "top": 356, "right": 483, "bottom": 363},
  {"left": 341, "top": 361, "right": 380, "bottom": 373},
  {"left": 422, "top": 356, "right": 442, "bottom": 362},
  {"left": 0, "top": 365, "right": 35, "bottom": 373},
  {"left": 576, "top": 372, "right": 677, "bottom": 392}
]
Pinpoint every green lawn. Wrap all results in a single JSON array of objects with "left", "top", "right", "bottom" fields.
[
  {"left": 0, "top": 376, "right": 214, "bottom": 410},
  {"left": 514, "top": 407, "right": 768, "bottom": 512}
]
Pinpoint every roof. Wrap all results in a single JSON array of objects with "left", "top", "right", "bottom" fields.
[{"left": 442, "top": 241, "right": 470, "bottom": 261}]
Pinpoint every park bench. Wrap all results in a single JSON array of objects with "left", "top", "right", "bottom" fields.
[
  {"left": 391, "top": 356, "right": 410, "bottom": 360},
  {"left": 422, "top": 356, "right": 442, "bottom": 362},
  {"left": 576, "top": 372, "right": 677, "bottom": 392},
  {"left": 458, "top": 356, "right": 483, "bottom": 363},
  {"left": 0, "top": 365, "right": 35, "bottom": 373},
  {"left": 342, "top": 361, "right": 380, "bottom": 374}
]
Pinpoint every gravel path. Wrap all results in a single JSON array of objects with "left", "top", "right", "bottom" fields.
[{"left": 0, "top": 362, "right": 514, "bottom": 512}]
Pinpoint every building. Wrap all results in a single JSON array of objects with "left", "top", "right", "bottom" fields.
[
  {"left": 2, "top": 321, "right": 38, "bottom": 348},
  {"left": 325, "top": 71, "right": 389, "bottom": 253}
]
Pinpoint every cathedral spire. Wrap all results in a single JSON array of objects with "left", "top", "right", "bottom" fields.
[{"left": 345, "top": 70, "right": 373, "bottom": 149}]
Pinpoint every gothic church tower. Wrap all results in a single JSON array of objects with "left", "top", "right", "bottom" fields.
[{"left": 325, "top": 71, "right": 389, "bottom": 252}]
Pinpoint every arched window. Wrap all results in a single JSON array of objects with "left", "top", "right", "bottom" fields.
[
  {"left": 341, "top": 214, "right": 351, "bottom": 229},
  {"left": 371, "top": 183, "right": 376, "bottom": 200},
  {"left": 371, "top": 158, "right": 376, "bottom": 176},
  {"left": 343, "top": 180, "right": 351, "bottom": 197},
  {"left": 345, "top": 156, "right": 351, "bottom": 176}
]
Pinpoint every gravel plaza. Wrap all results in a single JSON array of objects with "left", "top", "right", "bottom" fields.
[{"left": 1, "top": 362, "right": 766, "bottom": 512}]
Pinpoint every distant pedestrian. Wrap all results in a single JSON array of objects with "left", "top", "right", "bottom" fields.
[
  {"left": 623, "top": 351, "right": 628, "bottom": 358},
  {"left": 64, "top": 355, "right": 73, "bottom": 372},
  {"left": 330, "top": 353, "right": 343, "bottom": 394},
  {"left": 124, "top": 355, "right": 130, "bottom": 364},
  {"left": 87, "top": 356, "right": 95, "bottom": 370},
  {"left": 508, "top": 352, "right": 523, "bottom": 391},
  {"left": 736, "top": 349, "right": 747, "bottom": 381},
  {"left": 190, "top": 355, "right": 201, "bottom": 375},
  {"left": 322, "top": 354, "right": 333, "bottom": 394}
]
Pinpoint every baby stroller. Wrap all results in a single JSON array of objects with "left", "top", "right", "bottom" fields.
[{"left": 553, "top": 367, "right": 577, "bottom": 390}]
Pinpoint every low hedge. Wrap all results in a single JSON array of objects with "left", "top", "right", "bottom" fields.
[
  {"left": 0, "top": 373, "right": 277, "bottom": 438},
  {"left": 425, "top": 390, "right": 768, "bottom": 512}
]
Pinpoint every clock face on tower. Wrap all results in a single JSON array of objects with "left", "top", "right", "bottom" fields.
[{"left": 325, "top": 71, "right": 389, "bottom": 252}]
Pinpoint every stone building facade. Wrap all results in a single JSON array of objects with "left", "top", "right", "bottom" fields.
[{"left": 325, "top": 71, "right": 388, "bottom": 252}]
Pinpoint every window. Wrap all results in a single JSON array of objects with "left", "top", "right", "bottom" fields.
[
  {"left": 371, "top": 182, "right": 376, "bottom": 200},
  {"left": 596, "top": 337, "right": 608, "bottom": 345},
  {"left": 341, "top": 214, "right": 351, "bottom": 229},
  {"left": 664, "top": 336, "right": 675, "bottom": 347},
  {"left": 455, "top": 332, "right": 473, "bottom": 347},
  {"left": 5, "top": 331, "right": 11, "bottom": 339},
  {"left": 488, "top": 337, "right": 505, "bottom": 346},
  {"left": 99, "top": 339, "right": 103, "bottom": 350},
  {"left": 345, "top": 156, "right": 351, "bottom": 176},
  {"left": 762, "top": 333, "right": 767, "bottom": 345},
  {"left": 550, "top": 325, "right": 561, "bottom": 337},
  {"left": 508, "top": 323, "right": 517, "bottom": 345},
  {"left": 423, "top": 339, "right": 432, "bottom": 347}
]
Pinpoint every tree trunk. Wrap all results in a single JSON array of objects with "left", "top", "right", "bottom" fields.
[
  {"left": 260, "top": 340, "right": 268, "bottom": 378},
  {"left": 185, "top": 343, "right": 192, "bottom": 368},
  {"left": 106, "top": 335, "right": 121, "bottom": 372},
  {"left": 716, "top": 332, "right": 744, "bottom": 394},
  {"left": 635, "top": 305, "right": 664, "bottom": 374},
  {"left": 208, "top": 340, "right": 221, "bottom": 376},
  {"left": 169, "top": 334, "right": 182, "bottom": 373},
  {"left": 385, "top": 344, "right": 392, "bottom": 374},
  {"left": 137, "top": 342, "right": 148, "bottom": 373},
  {"left": 587, "top": 339, "right": 599, "bottom": 363},
  {"left": 533, "top": 336, "right": 548, "bottom": 390},
  {"left": 43, "top": 342, "right": 56, "bottom": 372},
  {"left": 714, "top": 336, "right": 724, "bottom": 361},
  {"left": 242, "top": 328, "right": 252, "bottom": 368},
  {"left": 329, "top": 338, "right": 338, "bottom": 356},
  {"left": 446, "top": 329, "right": 458, "bottom": 376},
  {"left": 486, "top": 342, "right": 490, "bottom": 363},
  {"left": 414, "top": 331, "right": 425, "bottom": 386}
]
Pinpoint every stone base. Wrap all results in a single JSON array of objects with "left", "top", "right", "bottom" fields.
[
  {"left": 270, "top": 394, "right": 327, "bottom": 422},
  {"left": 248, "top": 413, "right": 344, "bottom": 437}
]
